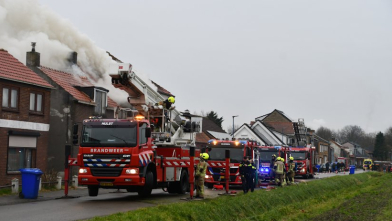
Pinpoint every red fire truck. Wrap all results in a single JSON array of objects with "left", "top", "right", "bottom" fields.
[
  {"left": 287, "top": 146, "right": 315, "bottom": 178},
  {"left": 257, "top": 146, "right": 287, "bottom": 181},
  {"left": 76, "top": 117, "right": 199, "bottom": 197},
  {"left": 204, "top": 139, "right": 258, "bottom": 188}
]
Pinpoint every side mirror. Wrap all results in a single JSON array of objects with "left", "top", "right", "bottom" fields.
[
  {"left": 72, "top": 124, "right": 79, "bottom": 145},
  {"left": 145, "top": 127, "right": 151, "bottom": 138}
]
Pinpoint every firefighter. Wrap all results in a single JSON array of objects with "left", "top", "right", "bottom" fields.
[
  {"left": 195, "top": 153, "right": 208, "bottom": 199},
  {"left": 239, "top": 156, "right": 251, "bottom": 193},
  {"left": 274, "top": 157, "right": 285, "bottom": 186},
  {"left": 156, "top": 96, "right": 175, "bottom": 109},
  {"left": 280, "top": 157, "right": 287, "bottom": 186},
  {"left": 248, "top": 158, "right": 257, "bottom": 192},
  {"left": 287, "top": 157, "right": 296, "bottom": 185},
  {"left": 269, "top": 154, "right": 277, "bottom": 184}
]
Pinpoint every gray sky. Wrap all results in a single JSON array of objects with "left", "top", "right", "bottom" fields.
[{"left": 14, "top": 1, "right": 392, "bottom": 132}]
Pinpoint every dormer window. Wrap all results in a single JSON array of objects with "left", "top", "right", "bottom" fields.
[{"left": 94, "top": 89, "right": 107, "bottom": 115}]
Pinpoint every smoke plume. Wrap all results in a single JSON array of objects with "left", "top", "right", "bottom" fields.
[{"left": 0, "top": 0, "right": 156, "bottom": 105}]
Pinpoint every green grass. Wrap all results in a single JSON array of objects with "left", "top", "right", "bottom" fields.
[
  {"left": 0, "top": 188, "right": 13, "bottom": 196},
  {"left": 89, "top": 172, "right": 392, "bottom": 221}
]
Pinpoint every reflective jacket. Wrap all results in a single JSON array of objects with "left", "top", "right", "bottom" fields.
[{"left": 196, "top": 161, "right": 207, "bottom": 179}]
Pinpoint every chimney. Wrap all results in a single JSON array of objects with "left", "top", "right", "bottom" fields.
[
  {"left": 250, "top": 121, "right": 255, "bottom": 126},
  {"left": 68, "top": 51, "right": 77, "bottom": 65},
  {"left": 26, "top": 42, "right": 40, "bottom": 67}
]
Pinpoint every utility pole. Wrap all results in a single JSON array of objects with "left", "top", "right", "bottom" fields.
[{"left": 232, "top": 115, "right": 238, "bottom": 138}]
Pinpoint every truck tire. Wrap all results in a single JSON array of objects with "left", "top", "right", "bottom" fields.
[
  {"left": 88, "top": 186, "right": 99, "bottom": 197},
  {"left": 178, "top": 170, "right": 189, "bottom": 194},
  {"left": 206, "top": 183, "right": 214, "bottom": 189},
  {"left": 167, "top": 182, "right": 178, "bottom": 194},
  {"left": 138, "top": 171, "right": 153, "bottom": 197}
]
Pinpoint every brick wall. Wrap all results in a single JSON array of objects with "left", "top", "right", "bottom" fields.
[
  {"left": 0, "top": 80, "right": 50, "bottom": 185},
  {"left": 263, "top": 110, "right": 291, "bottom": 123}
]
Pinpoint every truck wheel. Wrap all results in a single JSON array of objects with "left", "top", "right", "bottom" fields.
[
  {"left": 178, "top": 170, "right": 189, "bottom": 194},
  {"left": 138, "top": 171, "right": 153, "bottom": 197},
  {"left": 88, "top": 186, "right": 99, "bottom": 197},
  {"left": 206, "top": 183, "right": 214, "bottom": 189},
  {"left": 167, "top": 182, "right": 178, "bottom": 194}
]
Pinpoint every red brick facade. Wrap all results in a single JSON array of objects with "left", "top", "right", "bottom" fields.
[{"left": 0, "top": 80, "right": 51, "bottom": 185}]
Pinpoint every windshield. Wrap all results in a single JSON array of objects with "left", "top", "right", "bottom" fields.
[
  {"left": 259, "top": 150, "right": 279, "bottom": 161},
  {"left": 364, "top": 161, "right": 372, "bottom": 164},
  {"left": 338, "top": 159, "right": 345, "bottom": 163},
  {"left": 81, "top": 124, "right": 137, "bottom": 147},
  {"left": 290, "top": 152, "right": 306, "bottom": 160},
  {"left": 208, "top": 148, "right": 244, "bottom": 163}
]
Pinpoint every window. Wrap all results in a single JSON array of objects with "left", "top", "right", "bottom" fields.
[
  {"left": 139, "top": 123, "right": 147, "bottom": 145},
  {"left": 29, "top": 92, "right": 43, "bottom": 113},
  {"left": 94, "top": 90, "right": 107, "bottom": 115},
  {"left": 320, "top": 145, "right": 328, "bottom": 153},
  {"left": 2, "top": 87, "right": 18, "bottom": 110},
  {"left": 7, "top": 136, "right": 37, "bottom": 173}
]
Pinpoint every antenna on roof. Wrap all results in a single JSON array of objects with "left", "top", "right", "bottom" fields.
[{"left": 31, "top": 42, "right": 36, "bottom": 52}]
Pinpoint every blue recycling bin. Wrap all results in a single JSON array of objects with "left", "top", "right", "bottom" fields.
[
  {"left": 19, "top": 168, "right": 43, "bottom": 199},
  {"left": 349, "top": 165, "right": 355, "bottom": 175},
  {"left": 316, "top": 165, "right": 320, "bottom": 172}
]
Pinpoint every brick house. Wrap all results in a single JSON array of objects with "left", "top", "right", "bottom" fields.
[
  {"left": 0, "top": 49, "right": 53, "bottom": 186},
  {"left": 26, "top": 48, "right": 121, "bottom": 173},
  {"left": 313, "top": 134, "right": 330, "bottom": 165}
]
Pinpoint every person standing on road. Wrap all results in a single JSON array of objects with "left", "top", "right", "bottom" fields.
[
  {"left": 269, "top": 154, "right": 277, "bottom": 184},
  {"left": 239, "top": 156, "right": 251, "bottom": 193},
  {"left": 248, "top": 158, "right": 257, "bottom": 192},
  {"left": 326, "top": 161, "right": 330, "bottom": 173},
  {"left": 274, "top": 157, "right": 285, "bottom": 186},
  {"left": 287, "top": 157, "right": 296, "bottom": 185},
  {"left": 195, "top": 153, "right": 208, "bottom": 199}
]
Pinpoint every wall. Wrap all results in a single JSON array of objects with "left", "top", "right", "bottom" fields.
[{"left": 0, "top": 79, "right": 50, "bottom": 185}]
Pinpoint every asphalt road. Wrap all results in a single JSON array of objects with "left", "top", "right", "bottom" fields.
[{"left": 0, "top": 170, "right": 368, "bottom": 221}]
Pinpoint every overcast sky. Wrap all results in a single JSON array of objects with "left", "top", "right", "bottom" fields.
[{"left": 12, "top": 1, "right": 392, "bottom": 133}]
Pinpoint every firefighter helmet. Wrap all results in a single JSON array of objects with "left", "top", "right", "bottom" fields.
[
  {"left": 272, "top": 154, "right": 276, "bottom": 158},
  {"left": 276, "top": 157, "right": 281, "bottom": 161},
  {"left": 168, "top": 96, "right": 175, "bottom": 104},
  {"left": 289, "top": 156, "right": 294, "bottom": 161},
  {"left": 280, "top": 158, "right": 285, "bottom": 162},
  {"left": 200, "top": 153, "right": 209, "bottom": 160}
]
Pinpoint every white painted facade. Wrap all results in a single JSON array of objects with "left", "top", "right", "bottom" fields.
[
  {"left": 251, "top": 121, "right": 284, "bottom": 145},
  {"left": 233, "top": 125, "right": 266, "bottom": 145},
  {"left": 0, "top": 119, "right": 50, "bottom": 131}
]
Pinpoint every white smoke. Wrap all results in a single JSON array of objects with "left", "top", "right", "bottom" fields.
[{"left": 0, "top": 0, "right": 156, "bottom": 105}]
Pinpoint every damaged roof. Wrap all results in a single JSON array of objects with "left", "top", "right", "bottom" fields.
[
  {"left": 40, "top": 66, "right": 118, "bottom": 108},
  {"left": 0, "top": 49, "right": 53, "bottom": 88}
]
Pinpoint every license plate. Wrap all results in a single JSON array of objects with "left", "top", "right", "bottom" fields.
[{"left": 100, "top": 182, "right": 113, "bottom": 187}]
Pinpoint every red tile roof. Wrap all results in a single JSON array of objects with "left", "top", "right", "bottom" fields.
[
  {"left": 151, "top": 81, "right": 174, "bottom": 97},
  {"left": 0, "top": 49, "right": 53, "bottom": 88},
  {"left": 196, "top": 132, "right": 212, "bottom": 144},
  {"left": 40, "top": 66, "right": 118, "bottom": 108}
]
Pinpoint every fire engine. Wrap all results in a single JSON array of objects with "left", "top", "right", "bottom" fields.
[
  {"left": 76, "top": 63, "right": 202, "bottom": 197},
  {"left": 257, "top": 146, "right": 287, "bottom": 181},
  {"left": 204, "top": 139, "right": 258, "bottom": 188},
  {"left": 287, "top": 146, "right": 315, "bottom": 178}
]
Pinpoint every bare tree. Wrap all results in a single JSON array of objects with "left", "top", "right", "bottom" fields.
[
  {"left": 336, "top": 125, "right": 365, "bottom": 144},
  {"left": 227, "top": 124, "right": 240, "bottom": 135},
  {"left": 316, "top": 126, "right": 333, "bottom": 141}
]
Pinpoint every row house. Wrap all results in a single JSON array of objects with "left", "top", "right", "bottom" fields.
[
  {"left": 26, "top": 46, "right": 121, "bottom": 173},
  {"left": 0, "top": 49, "right": 53, "bottom": 186},
  {"left": 342, "top": 142, "right": 369, "bottom": 166}
]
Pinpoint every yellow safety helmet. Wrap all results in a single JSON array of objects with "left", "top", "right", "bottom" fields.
[
  {"left": 280, "top": 158, "right": 285, "bottom": 162},
  {"left": 168, "top": 96, "right": 175, "bottom": 104},
  {"left": 200, "top": 153, "right": 209, "bottom": 160},
  {"left": 272, "top": 154, "right": 276, "bottom": 158},
  {"left": 276, "top": 157, "right": 281, "bottom": 161},
  {"left": 289, "top": 156, "right": 294, "bottom": 161}
]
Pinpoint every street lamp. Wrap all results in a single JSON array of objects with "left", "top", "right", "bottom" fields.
[{"left": 232, "top": 115, "right": 238, "bottom": 138}]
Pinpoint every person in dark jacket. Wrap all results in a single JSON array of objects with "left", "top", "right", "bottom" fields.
[
  {"left": 326, "top": 161, "right": 330, "bottom": 173},
  {"left": 239, "top": 156, "right": 256, "bottom": 193}
]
